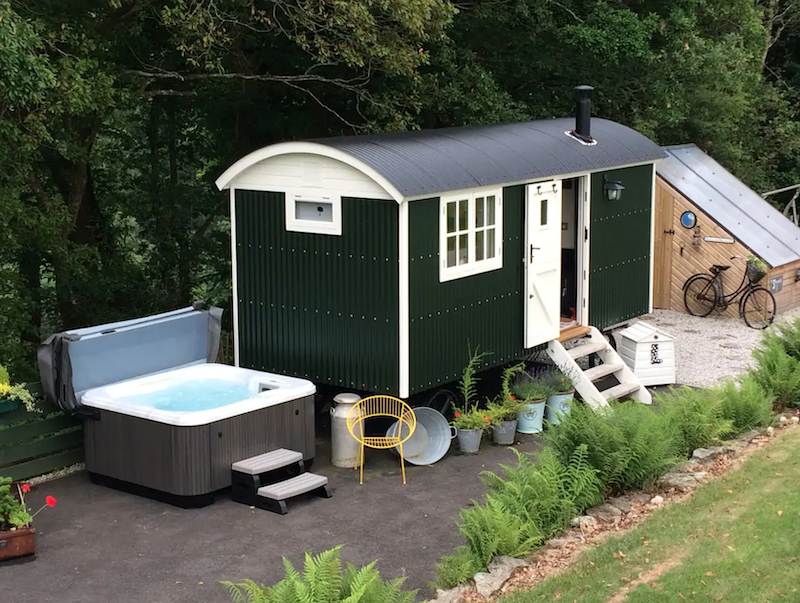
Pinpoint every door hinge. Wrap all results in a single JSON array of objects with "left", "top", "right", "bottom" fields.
[
  {"left": 584, "top": 227, "right": 588, "bottom": 241},
  {"left": 664, "top": 229, "right": 675, "bottom": 235},
  {"left": 582, "top": 297, "right": 586, "bottom": 308}
]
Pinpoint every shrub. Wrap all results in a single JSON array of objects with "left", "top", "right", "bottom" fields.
[
  {"left": 749, "top": 338, "right": 800, "bottom": 408},
  {"left": 0, "top": 364, "right": 9, "bottom": 386},
  {"left": 715, "top": 376, "right": 774, "bottom": 434},
  {"left": 657, "top": 386, "right": 734, "bottom": 454},
  {"left": 434, "top": 446, "right": 602, "bottom": 588},
  {"left": 762, "top": 316, "right": 800, "bottom": 359},
  {"left": 222, "top": 545, "right": 417, "bottom": 603},
  {"left": 544, "top": 401, "right": 680, "bottom": 493}
]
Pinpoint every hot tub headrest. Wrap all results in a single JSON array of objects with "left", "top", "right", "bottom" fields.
[{"left": 37, "top": 304, "right": 223, "bottom": 415}]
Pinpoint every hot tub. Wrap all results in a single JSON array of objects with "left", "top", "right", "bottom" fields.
[{"left": 38, "top": 305, "right": 316, "bottom": 508}]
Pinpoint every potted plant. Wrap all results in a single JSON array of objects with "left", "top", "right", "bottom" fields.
[
  {"left": 0, "top": 364, "right": 38, "bottom": 415},
  {"left": 746, "top": 255, "right": 768, "bottom": 285},
  {"left": 0, "top": 477, "right": 57, "bottom": 562},
  {"left": 452, "top": 346, "right": 493, "bottom": 453},
  {"left": 510, "top": 370, "right": 553, "bottom": 434},
  {"left": 541, "top": 368, "right": 576, "bottom": 425},
  {"left": 487, "top": 362, "right": 526, "bottom": 445}
]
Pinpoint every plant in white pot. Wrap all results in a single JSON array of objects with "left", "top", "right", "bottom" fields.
[
  {"left": 541, "top": 368, "right": 576, "bottom": 426},
  {"left": 510, "top": 371, "right": 552, "bottom": 434},
  {"left": 487, "top": 362, "right": 526, "bottom": 445},
  {"left": 452, "top": 346, "right": 492, "bottom": 453}
]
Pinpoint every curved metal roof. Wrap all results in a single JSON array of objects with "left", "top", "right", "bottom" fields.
[
  {"left": 315, "top": 118, "right": 666, "bottom": 198},
  {"left": 657, "top": 144, "right": 800, "bottom": 267}
]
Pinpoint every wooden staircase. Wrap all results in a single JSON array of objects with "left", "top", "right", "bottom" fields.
[{"left": 547, "top": 326, "right": 652, "bottom": 409}]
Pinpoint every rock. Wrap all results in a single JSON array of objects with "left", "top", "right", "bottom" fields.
[
  {"left": 767, "top": 426, "right": 775, "bottom": 436},
  {"left": 474, "top": 572, "right": 506, "bottom": 598},
  {"left": 629, "top": 492, "right": 653, "bottom": 504},
  {"left": 608, "top": 497, "right": 632, "bottom": 514},
  {"left": 487, "top": 555, "right": 528, "bottom": 576},
  {"left": 571, "top": 515, "right": 598, "bottom": 527},
  {"left": 659, "top": 472, "right": 699, "bottom": 490},
  {"left": 722, "top": 445, "right": 739, "bottom": 455},
  {"left": 792, "top": 416, "right": 799, "bottom": 424},
  {"left": 693, "top": 472, "right": 708, "bottom": 481},
  {"left": 587, "top": 503, "right": 623, "bottom": 524},
  {"left": 650, "top": 495, "right": 664, "bottom": 505},
  {"left": 780, "top": 416, "right": 787, "bottom": 423},
  {"left": 547, "top": 537, "right": 581, "bottom": 548},
  {"left": 431, "top": 587, "right": 467, "bottom": 603},
  {"left": 692, "top": 447, "right": 718, "bottom": 461}
]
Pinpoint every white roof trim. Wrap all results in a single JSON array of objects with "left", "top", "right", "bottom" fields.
[{"left": 215, "top": 141, "right": 404, "bottom": 203}]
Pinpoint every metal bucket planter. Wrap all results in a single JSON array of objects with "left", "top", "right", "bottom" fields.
[
  {"left": 456, "top": 428, "right": 483, "bottom": 454},
  {"left": 387, "top": 407, "right": 457, "bottom": 465},
  {"left": 545, "top": 391, "right": 574, "bottom": 426},
  {"left": 492, "top": 420, "right": 517, "bottom": 445},
  {"left": 516, "top": 399, "right": 546, "bottom": 434}
]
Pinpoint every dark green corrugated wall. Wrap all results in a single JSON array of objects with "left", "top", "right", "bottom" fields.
[
  {"left": 589, "top": 164, "right": 654, "bottom": 330},
  {"left": 235, "top": 190, "right": 399, "bottom": 393},
  {"left": 408, "top": 186, "right": 526, "bottom": 395}
]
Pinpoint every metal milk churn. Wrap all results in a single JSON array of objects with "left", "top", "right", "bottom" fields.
[{"left": 331, "top": 392, "right": 362, "bottom": 468}]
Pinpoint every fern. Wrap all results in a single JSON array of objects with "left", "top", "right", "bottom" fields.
[
  {"left": 657, "top": 386, "right": 734, "bottom": 454},
  {"left": 715, "top": 376, "right": 774, "bottom": 434},
  {"left": 433, "top": 547, "right": 483, "bottom": 591},
  {"left": 458, "top": 346, "right": 492, "bottom": 406},
  {"left": 222, "top": 546, "right": 417, "bottom": 603},
  {"left": 750, "top": 337, "right": 800, "bottom": 408}
]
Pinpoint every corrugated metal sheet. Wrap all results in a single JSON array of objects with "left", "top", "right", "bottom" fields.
[
  {"left": 408, "top": 187, "right": 526, "bottom": 395},
  {"left": 589, "top": 166, "right": 653, "bottom": 329},
  {"left": 318, "top": 119, "right": 666, "bottom": 198},
  {"left": 235, "top": 190, "right": 399, "bottom": 393},
  {"left": 658, "top": 145, "right": 800, "bottom": 267}
]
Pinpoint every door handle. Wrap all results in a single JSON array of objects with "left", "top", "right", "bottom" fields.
[{"left": 530, "top": 246, "right": 540, "bottom": 262}]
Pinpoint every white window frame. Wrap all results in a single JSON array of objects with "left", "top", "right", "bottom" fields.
[
  {"left": 285, "top": 190, "right": 342, "bottom": 235},
  {"left": 439, "top": 187, "right": 503, "bottom": 282}
]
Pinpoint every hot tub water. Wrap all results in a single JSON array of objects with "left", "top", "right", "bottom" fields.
[{"left": 121, "top": 378, "right": 252, "bottom": 412}]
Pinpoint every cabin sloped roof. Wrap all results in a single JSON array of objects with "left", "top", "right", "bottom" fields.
[
  {"left": 314, "top": 118, "right": 665, "bottom": 198},
  {"left": 657, "top": 144, "right": 800, "bottom": 267}
]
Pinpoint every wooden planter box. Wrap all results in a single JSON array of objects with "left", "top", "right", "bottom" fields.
[{"left": 0, "top": 526, "right": 35, "bottom": 561}]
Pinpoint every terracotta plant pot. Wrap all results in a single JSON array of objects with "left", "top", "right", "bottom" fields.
[{"left": 0, "top": 526, "right": 35, "bottom": 561}]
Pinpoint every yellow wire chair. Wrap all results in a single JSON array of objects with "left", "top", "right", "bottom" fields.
[{"left": 346, "top": 395, "right": 417, "bottom": 485}]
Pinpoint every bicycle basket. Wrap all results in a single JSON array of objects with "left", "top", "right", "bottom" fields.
[{"left": 746, "top": 263, "right": 766, "bottom": 285}]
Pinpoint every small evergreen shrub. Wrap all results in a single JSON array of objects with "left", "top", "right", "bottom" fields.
[
  {"left": 715, "top": 376, "right": 774, "bottom": 434},
  {"left": 222, "top": 546, "right": 417, "bottom": 603},
  {"left": 657, "top": 386, "right": 734, "bottom": 454},
  {"left": 543, "top": 401, "right": 680, "bottom": 493},
  {"left": 749, "top": 338, "right": 800, "bottom": 408}
]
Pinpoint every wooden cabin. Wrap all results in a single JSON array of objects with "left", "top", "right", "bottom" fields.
[{"left": 654, "top": 144, "right": 800, "bottom": 315}]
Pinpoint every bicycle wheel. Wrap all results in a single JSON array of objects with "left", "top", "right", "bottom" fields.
[
  {"left": 683, "top": 275, "right": 718, "bottom": 317},
  {"left": 741, "top": 287, "right": 776, "bottom": 329}
]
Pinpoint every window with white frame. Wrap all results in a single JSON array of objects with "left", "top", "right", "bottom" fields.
[
  {"left": 285, "top": 191, "right": 342, "bottom": 235},
  {"left": 440, "top": 189, "right": 503, "bottom": 281}
]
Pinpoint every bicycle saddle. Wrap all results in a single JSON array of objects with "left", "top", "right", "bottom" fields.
[{"left": 711, "top": 264, "right": 730, "bottom": 272}]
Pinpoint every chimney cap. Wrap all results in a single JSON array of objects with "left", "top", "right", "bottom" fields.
[{"left": 575, "top": 85, "right": 594, "bottom": 92}]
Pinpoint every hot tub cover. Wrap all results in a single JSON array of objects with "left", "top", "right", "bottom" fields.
[{"left": 37, "top": 303, "right": 223, "bottom": 415}]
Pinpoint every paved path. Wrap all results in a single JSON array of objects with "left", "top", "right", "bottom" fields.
[{"left": 1, "top": 432, "right": 541, "bottom": 603}]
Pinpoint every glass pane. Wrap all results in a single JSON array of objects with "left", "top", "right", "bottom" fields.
[
  {"left": 296, "top": 201, "right": 333, "bottom": 222},
  {"left": 458, "top": 199, "right": 468, "bottom": 231},
  {"left": 487, "top": 196, "right": 496, "bottom": 226},
  {"left": 476, "top": 197, "right": 484, "bottom": 228},
  {"left": 446, "top": 202, "right": 456, "bottom": 233},
  {"left": 486, "top": 228, "right": 495, "bottom": 259},
  {"left": 458, "top": 233, "right": 468, "bottom": 265},
  {"left": 475, "top": 230, "right": 485, "bottom": 261},
  {"left": 446, "top": 236, "right": 457, "bottom": 267},
  {"left": 540, "top": 198, "right": 548, "bottom": 226}
]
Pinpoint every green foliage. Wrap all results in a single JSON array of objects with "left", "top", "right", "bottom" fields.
[
  {"left": 657, "top": 387, "right": 734, "bottom": 455},
  {"left": 0, "top": 364, "right": 9, "bottom": 386},
  {"left": 714, "top": 376, "right": 774, "bottom": 434},
  {"left": 450, "top": 401, "right": 493, "bottom": 430},
  {"left": 435, "top": 446, "right": 602, "bottom": 588},
  {"left": 222, "top": 545, "right": 417, "bottom": 603},
  {"left": 544, "top": 401, "right": 680, "bottom": 494},
  {"left": 510, "top": 371, "right": 552, "bottom": 401},
  {"left": 746, "top": 255, "right": 768, "bottom": 274},
  {"left": 458, "top": 346, "right": 492, "bottom": 407},
  {"left": 761, "top": 316, "right": 800, "bottom": 360},
  {"left": 500, "top": 362, "right": 526, "bottom": 402},
  {"left": 0, "top": 477, "right": 32, "bottom": 531},
  {"left": 749, "top": 337, "right": 800, "bottom": 408}
]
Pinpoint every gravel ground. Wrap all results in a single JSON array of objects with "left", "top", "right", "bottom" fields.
[{"left": 613, "top": 308, "right": 800, "bottom": 388}]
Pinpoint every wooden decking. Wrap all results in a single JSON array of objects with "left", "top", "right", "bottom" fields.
[{"left": 557, "top": 324, "right": 591, "bottom": 343}]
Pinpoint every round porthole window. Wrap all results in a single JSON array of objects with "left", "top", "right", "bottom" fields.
[{"left": 680, "top": 211, "right": 697, "bottom": 229}]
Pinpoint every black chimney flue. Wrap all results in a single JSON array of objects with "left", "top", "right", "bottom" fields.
[{"left": 573, "top": 85, "right": 594, "bottom": 142}]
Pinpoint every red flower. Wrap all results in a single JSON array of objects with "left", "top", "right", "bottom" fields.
[
  {"left": 454, "top": 412, "right": 461, "bottom": 418},
  {"left": 483, "top": 414, "right": 490, "bottom": 421},
  {"left": 46, "top": 496, "right": 57, "bottom": 508},
  {"left": 22, "top": 484, "right": 31, "bottom": 493},
  {"left": 510, "top": 395, "right": 516, "bottom": 400}
]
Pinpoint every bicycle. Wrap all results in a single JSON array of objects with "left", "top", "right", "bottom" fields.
[{"left": 683, "top": 255, "right": 776, "bottom": 329}]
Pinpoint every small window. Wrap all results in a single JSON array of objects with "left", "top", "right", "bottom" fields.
[
  {"left": 440, "top": 189, "right": 503, "bottom": 282},
  {"left": 285, "top": 192, "right": 341, "bottom": 235}
]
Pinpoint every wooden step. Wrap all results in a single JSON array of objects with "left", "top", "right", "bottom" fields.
[
  {"left": 232, "top": 448, "right": 303, "bottom": 475},
  {"left": 583, "top": 362, "right": 624, "bottom": 382},
  {"left": 557, "top": 325, "right": 592, "bottom": 343},
  {"left": 567, "top": 341, "right": 607, "bottom": 360},
  {"left": 602, "top": 382, "right": 641, "bottom": 401},
  {"left": 258, "top": 473, "right": 328, "bottom": 501}
]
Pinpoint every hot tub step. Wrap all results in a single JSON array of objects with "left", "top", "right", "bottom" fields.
[
  {"left": 232, "top": 448, "right": 303, "bottom": 475},
  {"left": 256, "top": 473, "right": 332, "bottom": 515}
]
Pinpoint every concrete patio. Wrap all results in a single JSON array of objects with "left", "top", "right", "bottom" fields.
[{"left": 1, "top": 429, "right": 541, "bottom": 603}]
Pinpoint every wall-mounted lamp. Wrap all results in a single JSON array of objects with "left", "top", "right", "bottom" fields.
[{"left": 603, "top": 179, "right": 625, "bottom": 201}]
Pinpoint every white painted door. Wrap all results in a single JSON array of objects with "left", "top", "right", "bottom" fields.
[{"left": 525, "top": 181, "right": 563, "bottom": 348}]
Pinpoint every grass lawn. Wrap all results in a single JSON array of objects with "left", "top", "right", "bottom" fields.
[{"left": 502, "top": 427, "right": 800, "bottom": 603}]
